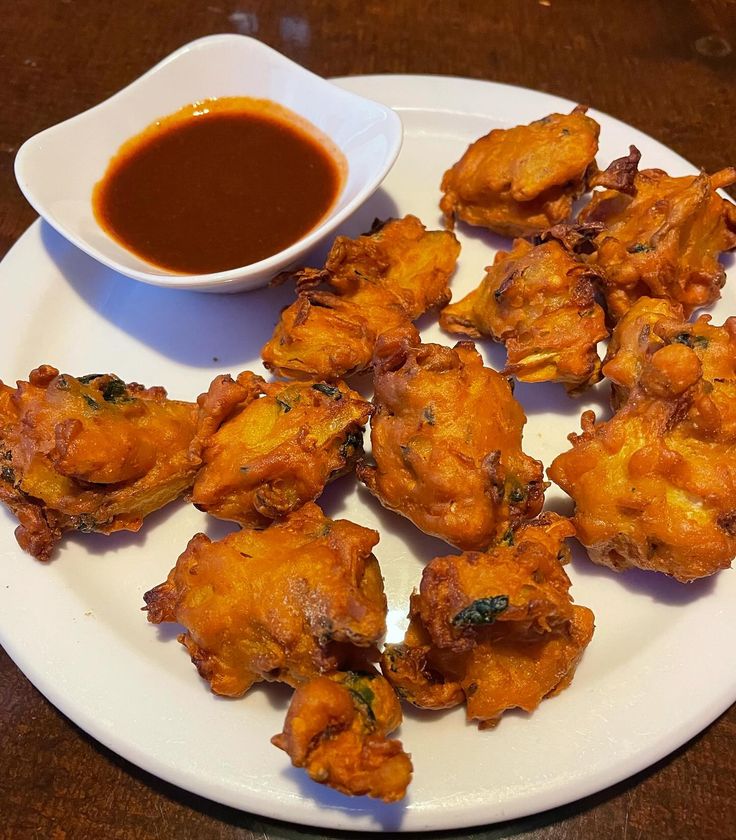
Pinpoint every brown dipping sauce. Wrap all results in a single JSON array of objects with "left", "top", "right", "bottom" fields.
[{"left": 93, "top": 97, "right": 345, "bottom": 274}]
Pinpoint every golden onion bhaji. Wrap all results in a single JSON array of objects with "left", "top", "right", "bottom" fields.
[
  {"left": 144, "top": 503, "right": 387, "bottom": 696},
  {"left": 580, "top": 146, "right": 736, "bottom": 320},
  {"left": 380, "top": 514, "right": 594, "bottom": 728},
  {"left": 190, "top": 371, "right": 371, "bottom": 526},
  {"left": 440, "top": 231, "right": 608, "bottom": 392},
  {"left": 272, "top": 670, "right": 412, "bottom": 802},
  {"left": 261, "top": 215, "right": 460, "bottom": 381},
  {"left": 357, "top": 330, "right": 546, "bottom": 551},
  {"left": 601, "top": 296, "right": 686, "bottom": 409},
  {"left": 549, "top": 319, "right": 736, "bottom": 581},
  {"left": 440, "top": 106, "right": 600, "bottom": 238},
  {"left": 602, "top": 296, "right": 736, "bottom": 409},
  {"left": 0, "top": 365, "right": 197, "bottom": 561}
]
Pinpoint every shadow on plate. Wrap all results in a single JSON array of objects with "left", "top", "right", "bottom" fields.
[
  {"left": 541, "top": 494, "right": 575, "bottom": 518},
  {"left": 150, "top": 620, "right": 183, "bottom": 644},
  {"left": 0, "top": 493, "right": 188, "bottom": 565},
  {"left": 354, "top": 484, "right": 461, "bottom": 566},
  {"left": 428, "top": 318, "right": 614, "bottom": 422},
  {"left": 57, "top": 497, "right": 188, "bottom": 559},
  {"left": 448, "top": 218, "right": 512, "bottom": 255},
  {"left": 312, "top": 473, "right": 362, "bottom": 521},
  {"left": 205, "top": 680, "right": 294, "bottom": 714},
  {"left": 41, "top": 222, "right": 290, "bottom": 370},
  {"left": 202, "top": 516, "right": 241, "bottom": 541},
  {"left": 511, "top": 376, "right": 612, "bottom": 419},
  {"left": 401, "top": 702, "right": 463, "bottom": 726},
  {"left": 568, "top": 540, "right": 719, "bottom": 606},
  {"left": 279, "top": 763, "right": 411, "bottom": 832},
  {"left": 38, "top": 185, "right": 399, "bottom": 371}
]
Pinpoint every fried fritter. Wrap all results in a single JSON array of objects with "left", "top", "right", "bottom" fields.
[
  {"left": 380, "top": 514, "right": 594, "bottom": 728},
  {"left": 261, "top": 215, "right": 461, "bottom": 381},
  {"left": 601, "top": 296, "right": 685, "bottom": 409},
  {"left": 602, "top": 296, "right": 736, "bottom": 409},
  {"left": 0, "top": 365, "right": 197, "bottom": 561},
  {"left": 271, "top": 670, "right": 412, "bottom": 802},
  {"left": 190, "top": 372, "right": 371, "bottom": 526},
  {"left": 579, "top": 147, "right": 736, "bottom": 320},
  {"left": 440, "top": 107, "right": 600, "bottom": 238},
  {"left": 357, "top": 330, "right": 546, "bottom": 551},
  {"left": 549, "top": 335, "right": 736, "bottom": 581},
  {"left": 144, "top": 503, "right": 387, "bottom": 696},
  {"left": 439, "top": 234, "right": 608, "bottom": 392}
]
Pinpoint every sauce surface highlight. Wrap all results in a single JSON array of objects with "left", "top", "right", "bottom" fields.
[{"left": 93, "top": 97, "right": 345, "bottom": 275}]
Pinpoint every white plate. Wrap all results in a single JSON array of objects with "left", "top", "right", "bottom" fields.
[{"left": 1, "top": 75, "right": 735, "bottom": 833}]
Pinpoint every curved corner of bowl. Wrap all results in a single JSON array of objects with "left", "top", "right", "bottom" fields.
[{"left": 13, "top": 134, "right": 41, "bottom": 208}]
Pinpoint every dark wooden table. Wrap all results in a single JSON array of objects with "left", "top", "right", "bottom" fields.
[{"left": 2, "top": 2, "right": 735, "bottom": 838}]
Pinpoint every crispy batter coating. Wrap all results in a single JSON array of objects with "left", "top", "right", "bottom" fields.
[
  {"left": 144, "top": 503, "right": 387, "bottom": 696},
  {"left": 0, "top": 365, "right": 197, "bottom": 561},
  {"left": 602, "top": 296, "right": 736, "bottom": 409},
  {"left": 380, "top": 514, "right": 594, "bottom": 728},
  {"left": 549, "top": 329, "right": 736, "bottom": 581},
  {"left": 439, "top": 235, "right": 608, "bottom": 392},
  {"left": 601, "top": 296, "right": 686, "bottom": 409},
  {"left": 580, "top": 148, "right": 736, "bottom": 320},
  {"left": 271, "top": 670, "right": 412, "bottom": 802},
  {"left": 440, "top": 107, "right": 600, "bottom": 238},
  {"left": 357, "top": 331, "right": 546, "bottom": 551},
  {"left": 190, "top": 372, "right": 371, "bottom": 526},
  {"left": 261, "top": 215, "right": 461, "bottom": 380}
]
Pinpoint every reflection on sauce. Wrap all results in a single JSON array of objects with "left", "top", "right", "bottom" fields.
[{"left": 93, "top": 97, "right": 345, "bottom": 274}]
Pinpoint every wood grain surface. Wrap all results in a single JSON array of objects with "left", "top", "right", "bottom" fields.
[{"left": 1, "top": 2, "right": 735, "bottom": 838}]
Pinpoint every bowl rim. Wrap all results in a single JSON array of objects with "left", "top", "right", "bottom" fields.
[{"left": 14, "top": 33, "right": 404, "bottom": 290}]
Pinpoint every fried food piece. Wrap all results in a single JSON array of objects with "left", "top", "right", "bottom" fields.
[
  {"left": 0, "top": 365, "right": 197, "bottom": 561},
  {"left": 579, "top": 147, "right": 736, "bottom": 320},
  {"left": 190, "top": 372, "right": 371, "bottom": 526},
  {"left": 272, "top": 670, "right": 412, "bottom": 802},
  {"left": 602, "top": 296, "right": 736, "bottom": 409},
  {"left": 439, "top": 234, "right": 608, "bottom": 392},
  {"left": 144, "top": 503, "right": 387, "bottom": 696},
  {"left": 261, "top": 215, "right": 461, "bottom": 380},
  {"left": 549, "top": 337, "right": 736, "bottom": 581},
  {"left": 440, "top": 107, "right": 600, "bottom": 238},
  {"left": 381, "top": 514, "right": 594, "bottom": 728},
  {"left": 601, "top": 296, "right": 685, "bottom": 409},
  {"left": 357, "top": 330, "right": 546, "bottom": 551}
]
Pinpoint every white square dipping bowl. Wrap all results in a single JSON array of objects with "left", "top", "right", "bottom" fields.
[{"left": 14, "top": 34, "right": 403, "bottom": 293}]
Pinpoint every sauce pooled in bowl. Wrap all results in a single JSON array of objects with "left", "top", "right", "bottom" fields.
[{"left": 93, "top": 97, "right": 346, "bottom": 275}]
